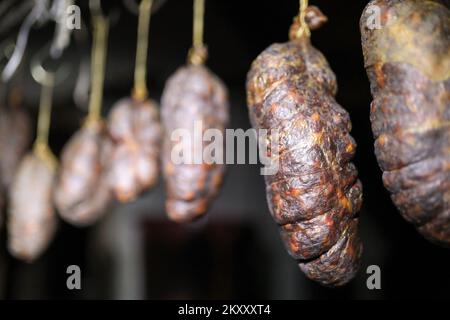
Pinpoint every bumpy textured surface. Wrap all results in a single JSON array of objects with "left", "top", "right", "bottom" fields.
[
  {"left": 8, "top": 153, "right": 57, "bottom": 262},
  {"left": 54, "top": 123, "right": 112, "bottom": 226},
  {"left": 0, "top": 107, "right": 31, "bottom": 190},
  {"left": 161, "top": 65, "right": 229, "bottom": 222},
  {"left": 361, "top": 0, "right": 450, "bottom": 246},
  {"left": 246, "top": 19, "right": 363, "bottom": 286},
  {"left": 107, "top": 98, "right": 161, "bottom": 202}
]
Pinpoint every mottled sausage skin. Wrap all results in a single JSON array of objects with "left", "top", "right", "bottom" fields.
[
  {"left": 8, "top": 154, "right": 57, "bottom": 262},
  {"left": 247, "top": 13, "right": 363, "bottom": 286},
  {"left": 161, "top": 65, "right": 229, "bottom": 223},
  {"left": 361, "top": 0, "right": 450, "bottom": 246},
  {"left": 107, "top": 98, "right": 161, "bottom": 203},
  {"left": 54, "top": 122, "right": 112, "bottom": 226}
]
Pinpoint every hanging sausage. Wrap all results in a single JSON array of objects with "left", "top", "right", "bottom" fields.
[
  {"left": 54, "top": 9, "right": 112, "bottom": 226},
  {"left": 246, "top": 1, "right": 363, "bottom": 286},
  {"left": 9, "top": 72, "right": 57, "bottom": 262},
  {"left": 161, "top": 0, "right": 229, "bottom": 222},
  {"left": 106, "top": 0, "right": 161, "bottom": 203},
  {"left": 360, "top": 0, "right": 450, "bottom": 246}
]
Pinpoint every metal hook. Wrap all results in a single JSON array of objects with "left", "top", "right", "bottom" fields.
[{"left": 30, "top": 42, "right": 71, "bottom": 87}]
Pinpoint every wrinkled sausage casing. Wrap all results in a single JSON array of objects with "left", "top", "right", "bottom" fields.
[
  {"left": 0, "top": 107, "right": 31, "bottom": 190},
  {"left": 247, "top": 24, "right": 363, "bottom": 286},
  {"left": 161, "top": 65, "right": 229, "bottom": 223},
  {"left": 107, "top": 98, "right": 161, "bottom": 202},
  {"left": 54, "top": 123, "right": 112, "bottom": 226},
  {"left": 361, "top": 0, "right": 450, "bottom": 246},
  {"left": 8, "top": 154, "right": 57, "bottom": 262}
]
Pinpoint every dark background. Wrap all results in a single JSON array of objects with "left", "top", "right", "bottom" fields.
[{"left": 0, "top": 0, "right": 449, "bottom": 299}]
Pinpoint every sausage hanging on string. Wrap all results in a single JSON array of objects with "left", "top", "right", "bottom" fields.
[
  {"left": 54, "top": 122, "right": 112, "bottom": 226},
  {"left": 8, "top": 72, "right": 57, "bottom": 262},
  {"left": 54, "top": 11, "right": 112, "bottom": 226},
  {"left": 106, "top": 0, "right": 161, "bottom": 203},
  {"left": 246, "top": 3, "right": 363, "bottom": 286},
  {"left": 360, "top": 0, "right": 450, "bottom": 246},
  {"left": 161, "top": 0, "right": 229, "bottom": 222},
  {"left": 161, "top": 65, "right": 228, "bottom": 222}
]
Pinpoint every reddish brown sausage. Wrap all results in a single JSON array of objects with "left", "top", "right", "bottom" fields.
[
  {"left": 161, "top": 65, "right": 229, "bottom": 222},
  {"left": 54, "top": 122, "right": 112, "bottom": 226},
  {"left": 361, "top": 0, "right": 450, "bottom": 246},
  {"left": 247, "top": 9, "right": 363, "bottom": 286},
  {"left": 8, "top": 153, "right": 57, "bottom": 262},
  {"left": 107, "top": 98, "right": 161, "bottom": 202}
]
